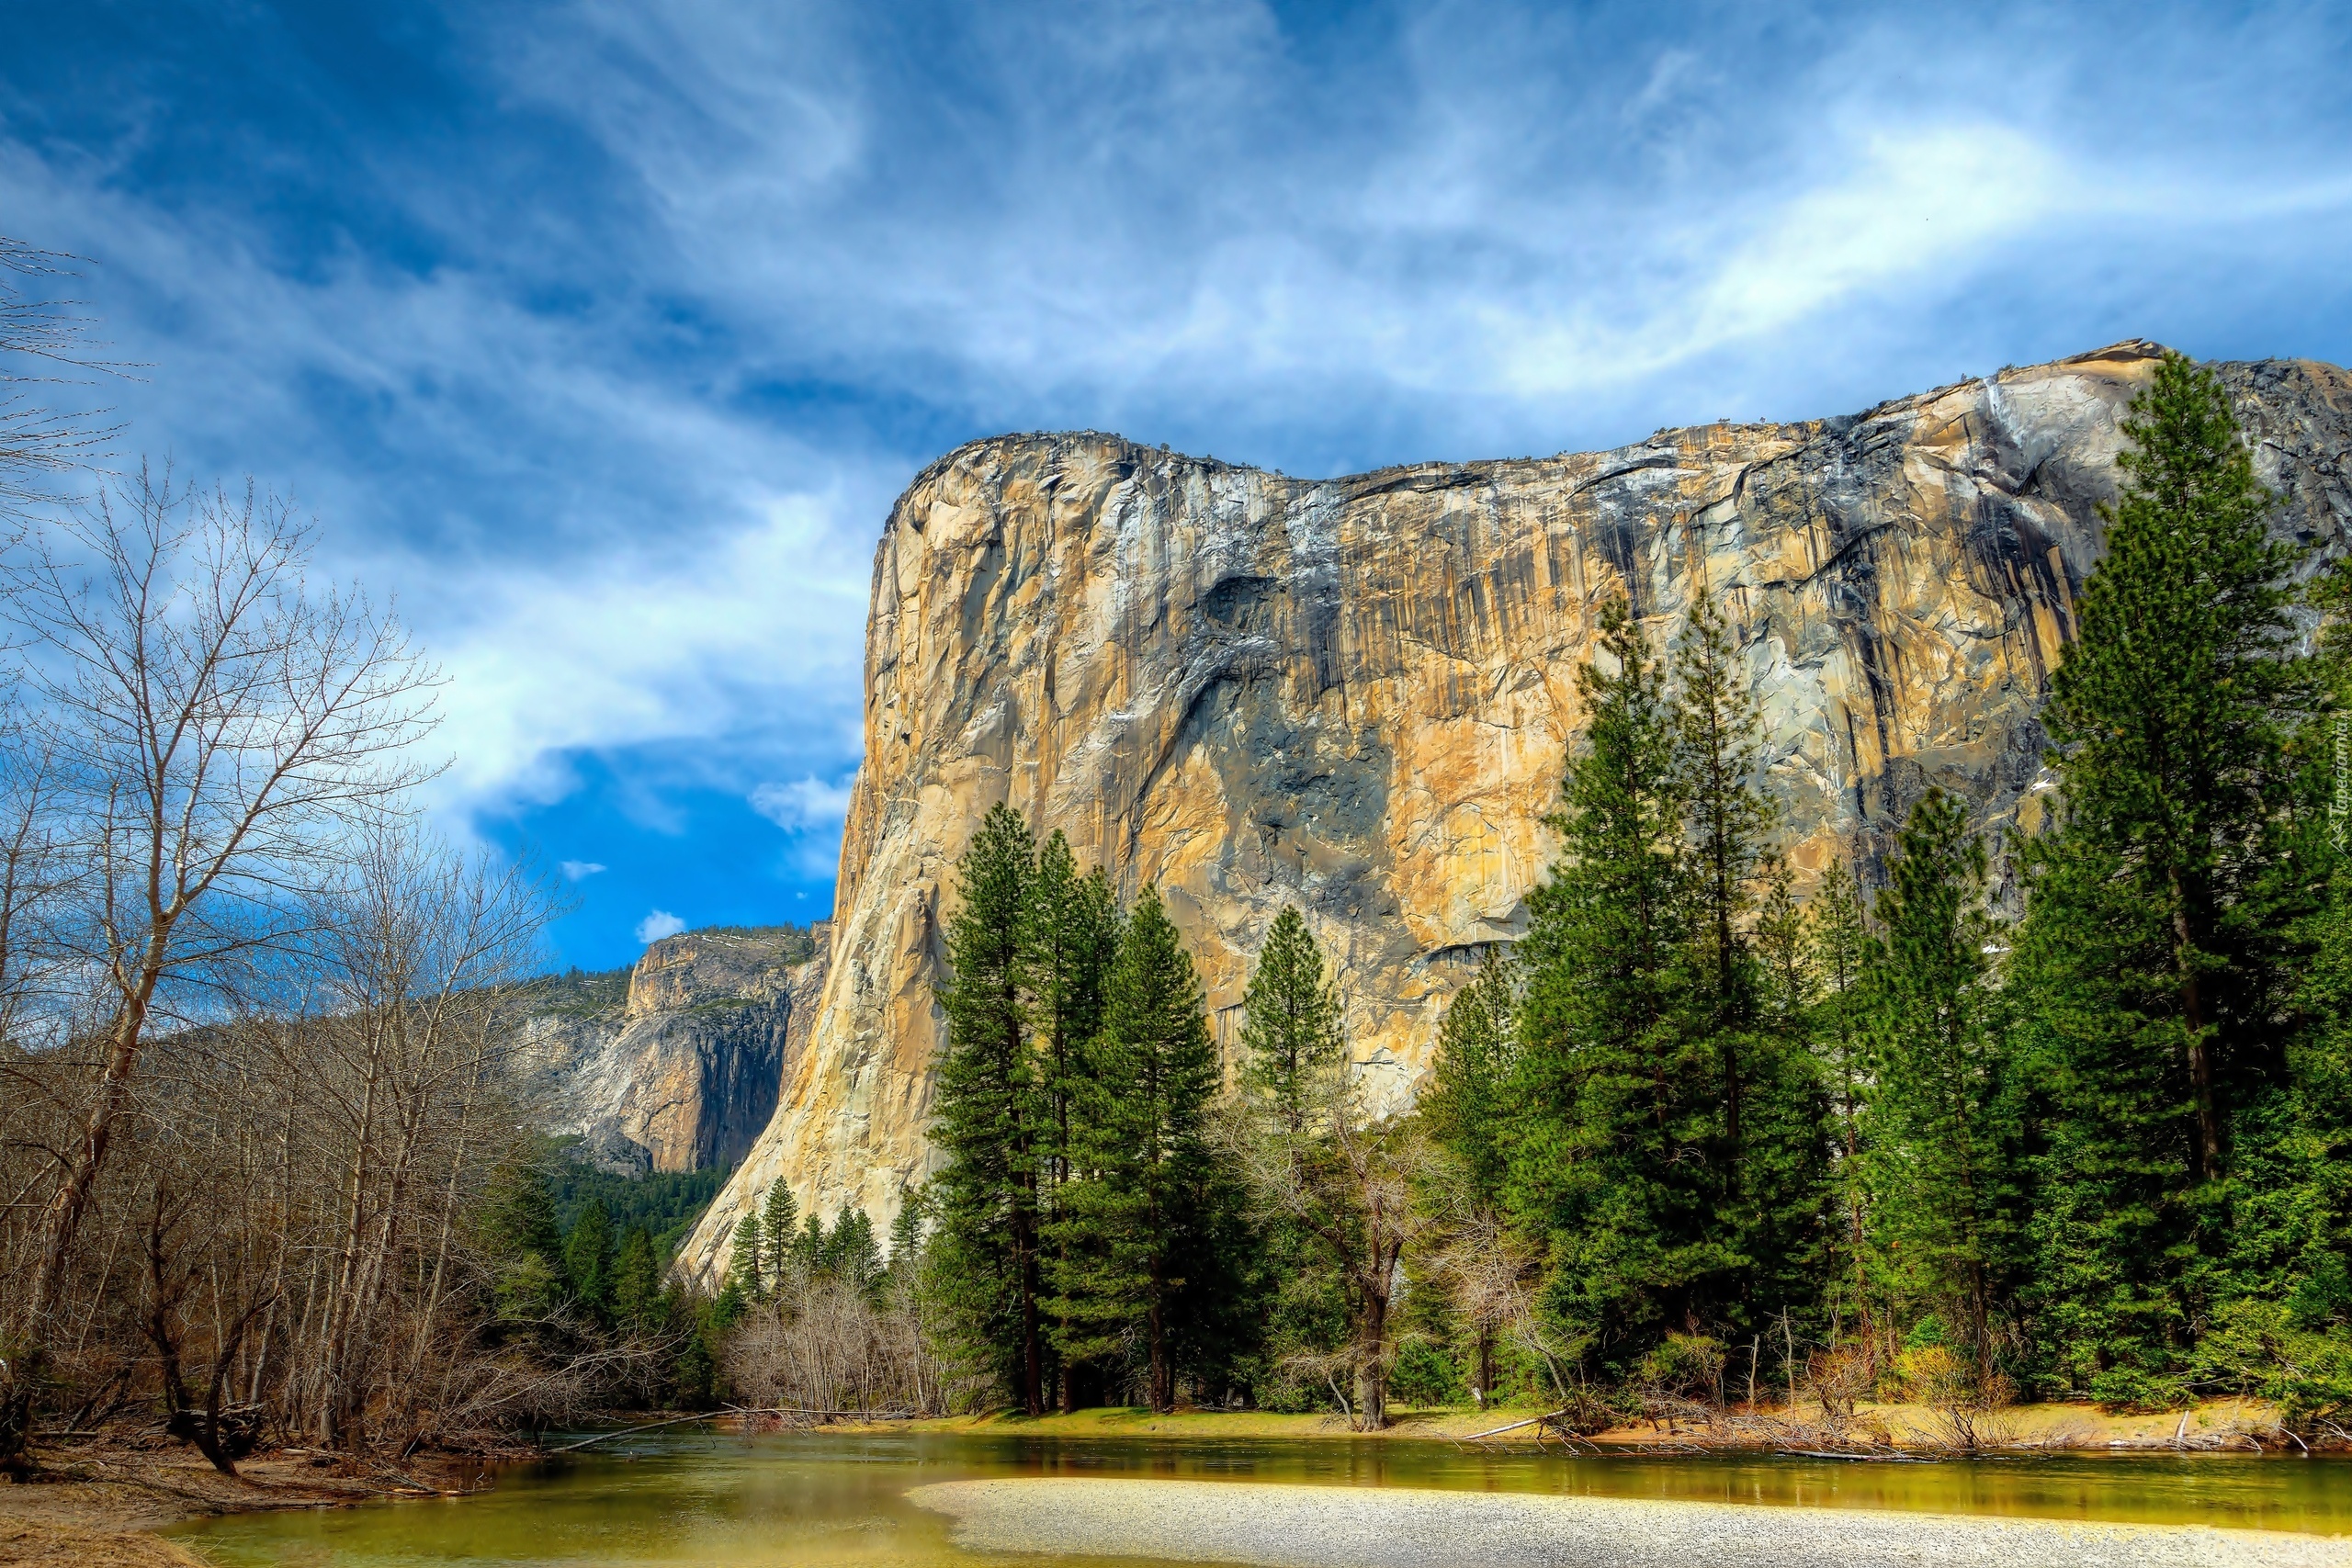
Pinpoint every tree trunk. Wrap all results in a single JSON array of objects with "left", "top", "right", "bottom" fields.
[{"left": 2169, "top": 886, "right": 2222, "bottom": 1183}]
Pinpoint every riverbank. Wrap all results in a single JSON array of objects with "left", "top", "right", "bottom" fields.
[
  {"left": 0, "top": 1440, "right": 498, "bottom": 1567},
  {"left": 860, "top": 1395, "right": 2301, "bottom": 1452},
  {"left": 910, "top": 1476, "right": 2352, "bottom": 1567}
]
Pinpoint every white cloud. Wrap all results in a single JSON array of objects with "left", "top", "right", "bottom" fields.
[
  {"left": 559, "top": 860, "right": 608, "bottom": 881},
  {"left": 749, "top": 773, "right": 856, "bottom": 833},
  {"left": 635, "top": 908, "right": 687, "bottom": 943}
]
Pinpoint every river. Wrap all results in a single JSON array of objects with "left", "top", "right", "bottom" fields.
[{"left": 174, "top": 1430, "right": 2352, "bottom": 1566}]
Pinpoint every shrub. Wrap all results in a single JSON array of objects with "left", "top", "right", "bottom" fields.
[{"left": 1388, "top": 1341, "right": 1467, "bottom": 1408}]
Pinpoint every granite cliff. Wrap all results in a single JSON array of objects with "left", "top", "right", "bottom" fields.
[
  {"left": 679, "top": 342, "right": 2352, "bottom": 1284},
  {"left": 519, "top": 925, "right": 829, "bottom": 1175}
]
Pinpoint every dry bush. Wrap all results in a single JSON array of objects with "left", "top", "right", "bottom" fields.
[
  {"left": 724, "top": 1269, "right": 950, "bottom": 1418},
  {"left": 1896, "top": 1344, "right": 2015, "bottom": 1452}
]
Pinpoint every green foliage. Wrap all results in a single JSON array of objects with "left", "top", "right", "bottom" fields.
[
  {"left": 1388, "top": 1339, "right": 1467, "bottom": 1408},
  {"left": 512, "top": 964, "right": 632, "bottom": 1018},
  {"left": 1238, "top": 906, "right": 1344, "bottom": 1134},
  {"left": 1049, "top": 886, "right": 1226, "bottom": 1411},
  {"left": 1420, "top": 947, "right": 1516, "bottom": 1208},
  {"left": 2018, "top": 352, "right": 2315, "bottom": 1387},
  {"left": 931, "top": 802, "right": 1048, "bottom": 1413},
  {"left": 546, "top": 1141, "right": 729, "bottom": 1261},
  {"left": 482, "top": 1157, "right": 566, "bottom": 1270},
  {"left": 824, "top": 1207, "right": 886, "bottom": 1295},
  {"left": 562, "top": 1198, "right": 616, "bottom": 1318},
  {"left": 691, "top": 922, "right": 823, "bottom": 963},
  {"left": 612, "top": 1227, "right": 663, "bottom": 1330},
  {"left": 1858, "top": 793, "right": 2028, "bottom": 1366},
  {"left": 1510, "top": 597, "right": 1735, "bottom": 1367},
  {"left": 761, "top": 1180, "right": 799, "bottom": 1280},
  {"left": 729, "top": 1214, "right": 766, "bottom": 1301}
]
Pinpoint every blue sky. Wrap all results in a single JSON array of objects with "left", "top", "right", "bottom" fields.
[{"left": 6, "top": 1, "right": 2350, "bottom": 969}]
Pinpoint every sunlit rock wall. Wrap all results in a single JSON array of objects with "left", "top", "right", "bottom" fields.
[{"left": 678, "top": 342, "right": 2352, "bottom": 1284}]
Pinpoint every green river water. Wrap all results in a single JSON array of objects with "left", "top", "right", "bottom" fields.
[{"left": 174, "top": 1430, "right": 2352, "bottom": 1565}]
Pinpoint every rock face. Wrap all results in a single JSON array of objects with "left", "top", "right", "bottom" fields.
[
  {"left": 678, "top": 343, "right": 2352, "bottom": 1285},
  {"left": 519, "top": 927, "right": 829, "bottom": 1175}
]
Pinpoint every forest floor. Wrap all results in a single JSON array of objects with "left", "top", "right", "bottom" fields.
[
  {"left": 880, "top": 1395, "right": 2302, "bottom": 1452},
  {"left": 0, "top": 1439, "right": 501, "bottom": 1566}
]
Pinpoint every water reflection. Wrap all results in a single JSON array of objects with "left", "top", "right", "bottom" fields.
[{"left": 175, "top": 1429, "right": 2352, "bottom": 1566}]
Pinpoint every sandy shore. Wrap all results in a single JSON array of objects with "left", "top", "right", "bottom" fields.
[
  {"left": 889, "top": 1396, "right": 2300, "bottom": 1452},
  {"left": 0, "top": 1443, "right": 497, "bottom": 1567},
  {"left": 909, "top": 1477, "right": 2352, "bottom": 1568}
]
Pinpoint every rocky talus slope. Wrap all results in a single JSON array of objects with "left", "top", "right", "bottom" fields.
[
  {"left": 680, "top": 342, "right": 2352, "bottom": 1282},
  {"left": 517, "top": 927, "right": 829, "bottom": 1174}
]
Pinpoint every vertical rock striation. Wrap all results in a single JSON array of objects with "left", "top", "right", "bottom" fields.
[{"left": 679, "top": 342, "right": 2352, "bottom": 1284}]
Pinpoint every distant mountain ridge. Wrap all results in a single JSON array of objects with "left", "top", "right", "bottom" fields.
[{"left": 516, "top": 923, "right": 830, "bottom": 1175}]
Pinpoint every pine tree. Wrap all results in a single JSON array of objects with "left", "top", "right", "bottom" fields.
[
  {"left": 1420, "top": 946, "right": 1517, "bottom": 1396},
  {"left": 828, "top": 1209, "right": 885, "bottom": 1297},
  {"left": 1808, "top": 863, "right": 1878, "bottom": 1333},
  {"left": 1054, "top": 886, "right": 1221, "bottom": 1411},
  {"left": 612, "top": 1226, "right": 662, "bottom": 1331},
  {"left": 791, "top": 1212, "right": 827, "bottom": 1277},
  {"left": 1670, "top": 590, "right": 1775, "bottom": 1162},
  {"left": 2018, "top": 351, "right": 2309, "bottom": 1386},
  {"left": 931, "top": 802, "right": 1047, "bottom": 1413},
  {"left": 1239, "top": 906, "right": 1345, "bottom": 1134},
  {"left": 762, "top": 1180, "right": 799, "bottom": 1282},
  {"left": 1861, "top": 792, "right": 2024, "bottom": 1375},
  {"left": 1422, "top": 947, "right": 1518, "bottom": 1209},
  {"left": 1510, "top": 597, "right": 1736, "bottom": 1367},
  {"left": 887, "top": 1188, "right": 925, "bottom": 1278},
  {"left": 727, "top": 1213, "right": 766, "bottom": 1302},
  {"left": 564, "top": 1198, "right": 616, "bottom": 1321},
  {"left": 1738, "top": 857, "right": 1836, "bottom": 1337},
  {"left": 2039, "top": 349, "right": 2301, "bottom": 1179},
  {"left": 1025, "top": 830, "right": 1119, "bottom": 1407}
]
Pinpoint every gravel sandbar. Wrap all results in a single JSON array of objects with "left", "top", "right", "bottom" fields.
[{"left": 908, "top": 1476, "right": 2352, "bottom": 1568}]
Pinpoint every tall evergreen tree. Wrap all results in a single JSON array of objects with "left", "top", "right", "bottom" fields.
[
  {"left": 612, "top": 1226, "right": 662, "bottom": 1331},
  {"left": 1239, "top": 906, "right": 1345, "bottom": 1134},
  {"left": 1421, "top": 946, "right": 1518, "bottom": 1395},
  {"left": 762, "top": 1180, "right": 799, "bottom": 1282},
  {"left": 827, "top": 1209, "right": 886, "bottom": 1297},
  {"left": 1860, "top": 792, "right": 2025, "bottom": 1374},
  {"left": 932, "top": 803, "right": 1047, "bottom": 1413},
  {"left": 1510, "top": 597, "right": 1736, "bottom": 1365},
  {"left": 2038, "top": 349, "right": 2302, "bottom": 1178},
  {"left": 887, "top": 1188, "right": 926, "bottom": 1278},
  {"left": 563, "top": 1198, "right": 616, "bottom": 1321},
  {"left": 1052, "top": 886, "right": 1221, "bottom": 1411},
  {"left": 2018, "top": 351, "right": 2309, "bottom": 1385},
  {"left": 1670, "top": 590, "right": 1775, "bottom": 1162},
  {"left": 1422, "top": 947, "right": 1518, "bottom": 1210},
  {"left": 1737, "top": 858, "right": 1836, "bottom": 1335},
  {"left": 727, "top": 1213, "right": 766, "bottom": 1302},
  {"left": 1025, "top": 830, "right": 1120, "bottom": 1408},
  {"left": 1807, "top": 863, "right": 1878, "bottom": 1333}
]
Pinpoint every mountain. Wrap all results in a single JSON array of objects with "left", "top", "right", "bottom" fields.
[
  {"left": 516, "top": 925, "right": 829, "bottom": 1175},
  {"left": 676, "top": 342, "right": 2352, "bottom": 1284}
]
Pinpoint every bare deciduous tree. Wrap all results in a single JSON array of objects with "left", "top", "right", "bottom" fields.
[
  {"left": 1225, "top": 1066, "right": 1433, "bottom": 1429},
  {"left": 0, "top": 472, "right": 438, "bottom": 1468},
  {"left": 0, "top": 237, "right": 125, "bottom": 513}
]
